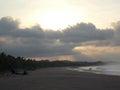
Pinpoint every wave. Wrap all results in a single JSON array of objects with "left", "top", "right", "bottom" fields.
[{"left": 67, "top": 62, "right": 120, "bottom": 76}]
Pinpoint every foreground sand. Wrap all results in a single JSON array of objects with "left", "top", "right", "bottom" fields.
[{"left": 0, "top": 67, "right": 120, "bottom": 90}]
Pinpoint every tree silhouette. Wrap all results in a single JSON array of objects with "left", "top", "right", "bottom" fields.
[{"left": 0, "top": 52, "right": 104, "bottom": 73}]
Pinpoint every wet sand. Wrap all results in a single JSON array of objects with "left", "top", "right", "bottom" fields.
[{"left": 0, "top": 67, "right": 120, "bottom": 90}]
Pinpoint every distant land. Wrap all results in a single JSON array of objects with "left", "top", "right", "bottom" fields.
[{"left": 0, "top": 52, "right": 105, "bottom": 74}]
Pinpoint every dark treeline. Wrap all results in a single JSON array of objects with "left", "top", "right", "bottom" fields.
[{"left": 0, "top": 52, "right": 104, "bottom": 72}]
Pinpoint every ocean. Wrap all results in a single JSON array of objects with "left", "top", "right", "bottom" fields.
[{"left": 68, "top": 62, "right": 120, "bottom": 76}]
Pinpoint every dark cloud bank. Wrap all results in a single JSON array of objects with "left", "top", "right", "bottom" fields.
[{"left": 0, "top": 17, "right": 120, "bottom": 61}]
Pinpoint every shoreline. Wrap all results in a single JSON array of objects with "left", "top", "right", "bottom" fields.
[
  {"left": 67, "top": 66, "right": 120, "bottom": 77},
  {"left": 0, "top": 67, "right": 120, "bottom": 90}
]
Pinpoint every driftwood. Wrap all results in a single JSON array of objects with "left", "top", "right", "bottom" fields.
[{"left": 10, "top": 69, "right": 28, "bottom": 75}]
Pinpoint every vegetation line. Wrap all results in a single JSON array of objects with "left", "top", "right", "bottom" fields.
[{"left": 0, "top": 52, "right": 104, "bottom": 73}]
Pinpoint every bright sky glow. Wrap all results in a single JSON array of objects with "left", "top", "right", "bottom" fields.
[
  {"left": 36, "top": 9, "right": 82, "bottom": 30},
  {"left": 0, "top": 0, "right": 120, "bottom": 30}
]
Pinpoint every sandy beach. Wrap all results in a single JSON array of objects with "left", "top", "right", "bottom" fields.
[{"left": 0, "top": 67, "right": 120, "bottom": 90}]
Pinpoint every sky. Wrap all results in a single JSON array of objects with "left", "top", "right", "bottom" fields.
[{"left": 0, "top": 0, "right": 120, "bottom": 61}]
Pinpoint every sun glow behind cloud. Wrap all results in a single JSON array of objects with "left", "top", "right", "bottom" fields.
[
  {"left": 0, "top": 0, "right": 120, "bottom": 30},
  {"left": 16, "top": 0, "right": 84, "bottom": 30},
  {"left": 73, "top": 45, "right": 120, "bottom": 61},
  {"left": 35, "top": 8, "right": 82, "bottom": 30}
]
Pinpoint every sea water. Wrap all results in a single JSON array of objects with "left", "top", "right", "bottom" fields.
[{"left": 68, "top": 62, "right": 120, "bottom": 76}]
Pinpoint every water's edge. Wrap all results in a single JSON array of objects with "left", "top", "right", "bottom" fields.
[{"left": 67, "top": 64, "right": 120, "bottom": 76}]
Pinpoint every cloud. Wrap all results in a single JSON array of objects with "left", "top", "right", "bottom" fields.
[
  {"left": 110, "top": 21, "right": 120, "bottom": 46},
  {"left": 0, "top": 16, "right": 120, "bottom": 61},
  {"left": 61, "top": 23, "right": 113, "bottom": 43}
]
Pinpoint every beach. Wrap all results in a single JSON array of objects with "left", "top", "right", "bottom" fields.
[{"left": 0, "top": 67, "right": 120, "bottom": 90}]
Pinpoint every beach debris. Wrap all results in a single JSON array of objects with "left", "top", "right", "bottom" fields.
[{"left": 10, "top": 69, "right": 28, "bottom": 75}]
